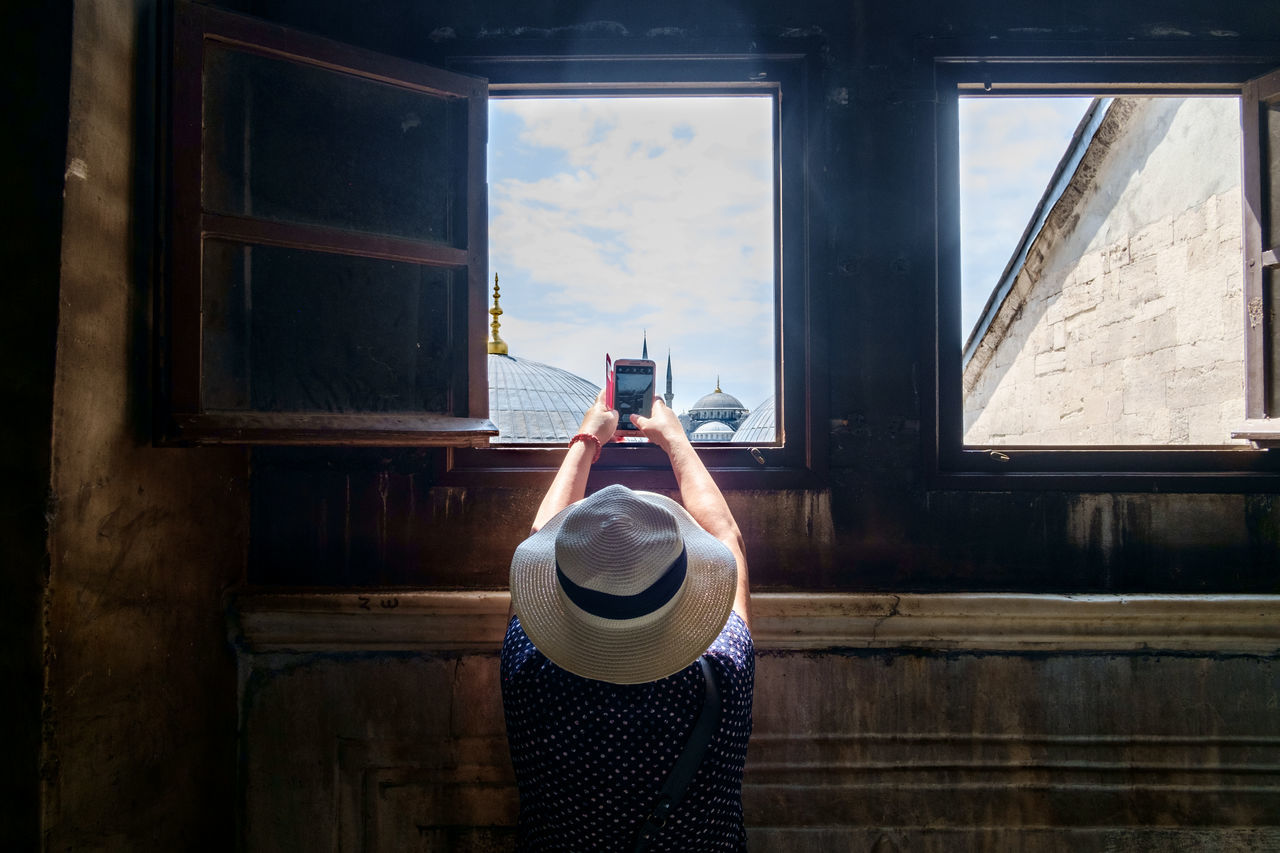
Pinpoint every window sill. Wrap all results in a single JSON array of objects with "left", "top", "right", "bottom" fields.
[
  {"left": 439, "top": 443, "right": 825, "bottom": 490},
  {"left": 931, "top": 444, "right": 1280, "bottom": 490},
  {"left": 167, "top": 412, "right": 497, "bottom": 447},
  {"left": 1231, "top": 420, "right": 1280, "bottom": 448}
]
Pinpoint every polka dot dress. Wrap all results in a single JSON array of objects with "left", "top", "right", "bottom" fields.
[{"left": 501, "top": 611, "right": 754, "bottom": 852}]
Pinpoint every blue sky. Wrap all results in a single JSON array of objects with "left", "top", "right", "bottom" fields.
[
  {"left": 488, "top": 96, "right": 776, "bottom": 417},
  {"left": 959, "top": 97, "right": 1095, "bottom": 339}
]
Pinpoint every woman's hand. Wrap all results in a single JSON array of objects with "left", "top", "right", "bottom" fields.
[
  {"left": 579, "top": 390, "right": 620, "bottom": 445},
  {"left": 630, "top": 399, "right": 689, "bottom": 453}
]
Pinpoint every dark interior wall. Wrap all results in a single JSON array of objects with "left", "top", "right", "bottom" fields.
[
  {"left": 28, "top": 1, "right": 1280, "bottom": 849},
  {"left": 41, "top": 0, "right": 250, "bottom": 848},
  {"left": 0, "top": 1, "right": 72, "bottom": 848},
  {"left": 236, "top": 0, "right": 1280, "bottom": 593}
]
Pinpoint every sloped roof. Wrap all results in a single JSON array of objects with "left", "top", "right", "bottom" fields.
[
  {"left": 732, "top": 395, "right": 776, "bottom": 443},
  {"left": 963, "top": 97, "right": 1110, "bottom": 369}
]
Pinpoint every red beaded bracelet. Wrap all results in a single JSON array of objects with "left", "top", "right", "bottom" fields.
[{"left": 568, "top": 432, "right": 603, "bottom": 463}]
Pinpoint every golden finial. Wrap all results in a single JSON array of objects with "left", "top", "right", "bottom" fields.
[
  {"left": 488, "top": 273, "right": 508, "bottom": 355},
  {"left": 715, "top": 375, "right": 722, "bottom": 393}
]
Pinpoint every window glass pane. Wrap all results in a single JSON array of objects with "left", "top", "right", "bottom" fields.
[
  {"left": 961, "top": 96, "right": 1246, "bottom": 446},
  {"left": 486, "top": 96, "right": 777, "bottom": 445},
  {"left": 201, "top": 240, "right": 455, "bottom": 413},
  {"left": 203, "top": 44, "right": 463, "bottom": 245}
]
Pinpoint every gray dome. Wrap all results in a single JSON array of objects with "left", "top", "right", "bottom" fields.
[
  {"left": 488, "top": 354, "right": 601, "bottom": 444},
  {"left": 690, "top": 389, "right": 747, "bottom": 414},
  {"left": 690, "top": 420, "right": 735, "bottom": 442},
  {"left": 732, "top": 395, "right": 776, "bottom": 443}
]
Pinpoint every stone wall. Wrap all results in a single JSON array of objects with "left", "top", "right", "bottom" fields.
[{"left": 964, "top": 98, "right": 1246, "bottom": 446}]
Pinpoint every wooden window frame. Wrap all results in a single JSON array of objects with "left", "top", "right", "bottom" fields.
[
  {"left": 159, "top": 1, "right": 496, "bottom": 447},
  {"left": 159, "top": 8, "right": 825, "bottom": 483},
  {"left": 1235, "top": 68, "right": 1280, "bottom": 446},
  {"left": 930, "top": 51, "right": 1280, "bottom": 491},
  {"left": 439, "top": 52, "right": 827, "bottom": 490}
]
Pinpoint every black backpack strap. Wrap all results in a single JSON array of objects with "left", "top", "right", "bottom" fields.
[{"left": 633, "top": 655, "right": 722, "bottom": 853}]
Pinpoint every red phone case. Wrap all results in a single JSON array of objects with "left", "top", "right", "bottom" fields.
[{"left": 605, "top": 354, "right": 615, "bottom": 408}]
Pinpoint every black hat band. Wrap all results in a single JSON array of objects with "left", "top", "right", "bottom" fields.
[{"left": 555, "top": 546, "right": 688, "bottom": 621}]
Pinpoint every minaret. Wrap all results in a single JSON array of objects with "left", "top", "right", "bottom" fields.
[
  {"left": 642, "top": 330, "right": 649, "bottom": 361},
  {"left": 487, "top": 274, "right": 508, "bottom": 355},
  {"left": 664, "top": 350, "right": 675, "bottom": 409}
]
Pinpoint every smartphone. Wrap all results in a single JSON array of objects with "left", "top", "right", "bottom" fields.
[{"left": 611, "top": 358, "right": 656, "bottom": 430}]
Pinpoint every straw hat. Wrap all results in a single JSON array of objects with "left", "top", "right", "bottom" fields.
[{"left": 509, "top": 484, "right": 737, "bottom": 684}]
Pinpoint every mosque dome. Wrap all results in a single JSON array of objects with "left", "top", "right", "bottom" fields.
[
  {"left": 691, "top": 390, "right": 746, "bottom": 412},
  {"left": 488, "top": 354, "right": 600, "bottom": 444},
  {"left": 690, "top": 420, "right": 736, "bottom": 442},
  {"left": 688, "top": 382, "right": 748, "bottom": 423},
  {"left": 731, "top": 395, "right": 776, "bottom": 443}
]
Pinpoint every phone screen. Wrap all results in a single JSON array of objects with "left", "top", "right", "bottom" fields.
[{"left": 614, "top": 363, "right": 655, "bottom": 426}]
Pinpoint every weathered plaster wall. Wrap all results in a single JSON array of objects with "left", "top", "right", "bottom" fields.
[
  {"left": 41, "top": 0, "right": 250, "bottom": 848},
  {"left": 964, "top": 98, "right": 1246, "bottom": 445}
]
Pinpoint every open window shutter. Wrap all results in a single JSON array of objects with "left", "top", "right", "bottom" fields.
[{"left": 164, "top": 1, "right": 494, "bottom": 446}]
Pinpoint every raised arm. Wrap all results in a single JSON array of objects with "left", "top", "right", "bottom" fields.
[
  {"left": 632, "top": 399, "right": 751, "bottom": 629},
  {"left": 529, "top": 391, "right": 619, "bottom": 534}
]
